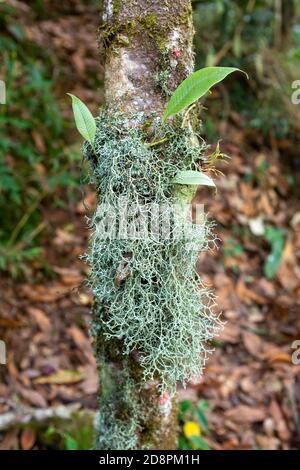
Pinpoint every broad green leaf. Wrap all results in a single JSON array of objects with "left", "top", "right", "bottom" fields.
[
  {"left": 172, "top": 170, "right": 215, "bottom": 187},
  {"left": 67, "top": 93, "right": 96, "bottom": 144},
  {"left": 163, "top": 66, "right": 245, "bottom": 121}
]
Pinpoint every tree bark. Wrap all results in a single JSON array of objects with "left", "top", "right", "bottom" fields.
[
  {"left": 101, "top": 0, "right": 194, "bottom": 115},
  {"left": 94, "top": 0, "right": 194, "bottom": 450}
]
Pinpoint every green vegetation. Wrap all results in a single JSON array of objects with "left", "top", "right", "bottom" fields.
[
  {"left": 0, "top": 2, "right": 81, "bottom": 276},
  {"left": 264, "top": 225, "right": 286, "bottom": 279},
  {"left": 178, "top": 399, "right": 211, "bottom": 450},
  {"left": 162, "top": 66, "right": 244, "bottom": 121},
  {"left": 193, "top": 0, "right": 300, "bottom": 146},
  {"left": 42, "top": 411, "right": 94, "bottom": 450}
]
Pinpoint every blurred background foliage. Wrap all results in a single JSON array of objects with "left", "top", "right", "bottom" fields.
[
  {"left": 0, "top": 0, "right": 299, "bottom": 277},
  {"left": 193, "top": 0, "right": 300, "bottom": 146},
  {"left": 0, "top": 2, "right": 81, "bottom": 276}
]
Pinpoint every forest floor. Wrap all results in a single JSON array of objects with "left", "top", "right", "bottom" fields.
[{"left": 0, "top": 0, "right": 300, "bottom": 450}]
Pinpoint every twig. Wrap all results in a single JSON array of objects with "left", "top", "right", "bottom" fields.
[
  {"left": 0, "top": 404, "right": 81, "bottom": 432},
  {"left": 148, "top": 134, "right": 176, "bottom": 148}
]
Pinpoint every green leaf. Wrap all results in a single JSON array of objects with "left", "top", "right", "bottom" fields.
[
  {"left": 180, "top": 400, "right": 193, "bottom": 414},
  {"left": 65, "top": 435, "right": 78, "bottom": 451},
  {"left": 163, "top": 66, "right": 246, "bottom": 121},
  {"left": 190, "top": 436, "right": 211, "bottom": 450},
  {"left": 178, "top": 436, "right": 192, "bottom": 450},
  {"left": 264, "top": 226, "right": 285, "bottom": 279},
  {"left": 67, "top": 93, "right": 96, "bottom": 144},
  {"left": 45, "top": 426, "right": 56, "bottom": 437},
  {"left": 195, "top": 409, "right": 210, "bottom": 435},
  {"left": 172, "top": 170, "right": 215, "bottom": 187},
  {"left": 197, "top": 399, "right": 210, "bottom": 411}
]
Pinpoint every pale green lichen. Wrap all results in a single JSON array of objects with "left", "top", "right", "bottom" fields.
[
  {"left": 83, "top": 109, "right": 222, "bottom": 394},
  {"left": 155, "top": 69, "right": 172, "bottom": 96}
]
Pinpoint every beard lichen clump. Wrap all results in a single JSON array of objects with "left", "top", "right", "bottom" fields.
[{"left": 84, "top": 109, "right": 222, "bottom": 393}]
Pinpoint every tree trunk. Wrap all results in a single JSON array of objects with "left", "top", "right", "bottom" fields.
[{"left": 93, "top": 0, "right": 194, "bottom": 450}]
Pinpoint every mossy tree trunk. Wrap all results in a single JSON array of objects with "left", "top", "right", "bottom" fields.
[{"left": 94, "top": 0, "right": 194, "bottom": 450}]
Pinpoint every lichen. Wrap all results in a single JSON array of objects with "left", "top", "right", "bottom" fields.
[
  {"left": 155, "top": 70, "right": 172, "bottom": 96},
  {"left": 83, "top": 109, "right": 223, "bottom": 395}
]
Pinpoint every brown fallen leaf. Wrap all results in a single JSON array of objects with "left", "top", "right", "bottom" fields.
[
  {"left": 260, "top": 341, "right": 291, "bottom": 363},
  {"left": 18, "top": 387, "right": 47, "bottom": 408},
  {"left": 256, "top": 278, "right": 276, "bottom": 298},
  {"left": 68, "top": 325, "right": 88, "bottom": 348},
  {"left": 0, "top": 383, "right": 8, "bottom": 397},
  {"left": 21, "top": 283, "right": 70, "bottom": 302},
  {"left": 78, "top": 292, "right": 93, "bottom": 305},
  {"left": 32, "top": 131, "right": 46, "bottom": 153},
  {"left": 20, "top": 428, "right": 36, "bottom": 450},
  {"left": 277, "top": 262, "right": 299, "bottom": 291},
  {"left": 34, "top": 369, "right": 84, "bottom": 385},
  {"left": 240, "top": 376, "right": 256, "bottom": 394},
  {"left": 76, "top": 191, "right": 96, "bottom": 214},
  {"left": 71, "top": 50, "right": 86, "bottom": 76},
  {"left": 68, "top": 326, "right": 95, "bottom": 364},
  {"left": 27, "top": 307, "right": 51, "bottom": 333},
  {"left": 267, "top": 351, "right": 291, "bottom": 364},
  {"left": 255, "top": 434, "right": 280, "bottom": 450},
  {"left": 7, "top": 354, "right": 19, "bottom": 380},
  {"left": 221, "top": 438, "right": 240, "bottom": 450},
  {"left": 203, "top": 436, "right": 223, "bottom": 450},
  {"left": 80, "top": 364, "right": 98, "bottom": 395},
  {"left": 225, "top": 405, "right": 266, "bottom": 423},
  {"left": 0, "top": 317, "right": 26, "bottom": 329},
  {"left": 236, "top": 278, "right": 266, "bottom": 305},
  {"left": 53, "top": 228, "right": 81, "bottom": 246},
  {"left": 218, "top": 324, "right": 241, "bottom": 344},
  {"left": 242, "top": 330, "right": 264, "bottom": 358},
  {"left": 0, "top": 429, "right": 18, "bottom": 450},
  {"left": 53, "top": 266, "right": 83, "bottom": 286},
  {"left": 269, "top": 399, "right": 291, "bottom": 441}
]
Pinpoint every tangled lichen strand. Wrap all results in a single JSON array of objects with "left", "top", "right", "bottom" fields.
[{"left": 84, "top": 110, "right": 223, "bottom": 393}]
